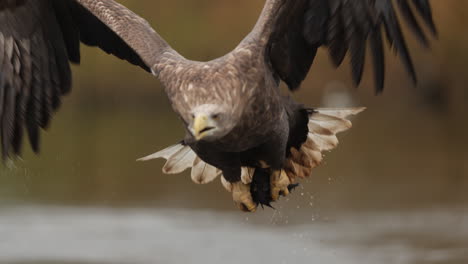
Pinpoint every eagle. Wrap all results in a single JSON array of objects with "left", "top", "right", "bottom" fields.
[{"left": 0, "top": 0, "right": 436, "bottom": 211}]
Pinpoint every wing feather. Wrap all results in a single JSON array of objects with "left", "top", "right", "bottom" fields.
[
  {"left": 326, "top": 5, "right": 348, "bottom": 67},
  {"left": 411, "top": 0, "right": 437, "bottom": 35},
  {"left": 12, "top": 39, "right": 32, "bottom": 154},
  {"left": 397, "top": 0, "right": 429, "bottom": 47},
  {"left": 369, "top": 26, "right": 385, "bottom": 93},
  {"left": 0, "top": 0, "right": 178, "bottom": 157},
  {"left": 75, "top": 0, "right": 178, "bottom": 71},
  {"left": 1, "top": 83, "right": 15, "bottom": 157},
  {"left": 27, "top": 33, "right": 45, "bottom": 153},
  {"left": 266, "top": 0, "right": 436, "bottom": 92}
]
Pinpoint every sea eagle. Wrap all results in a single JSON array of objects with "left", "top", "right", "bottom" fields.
[{"left": 0, "top": 0, "right": 436, "bottom": 211}]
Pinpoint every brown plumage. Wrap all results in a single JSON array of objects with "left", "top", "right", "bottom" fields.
[{"left": 0, "top": 0, "right": 436, "bottom": 211}]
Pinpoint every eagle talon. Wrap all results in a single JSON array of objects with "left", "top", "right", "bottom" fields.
[
  {"left": 260, "top": 203, "right": 275, "bottom": 210},
  {"left": 232, "top": 182, "right": 257, "bottom": 212},
  {"left": 288, "top": 183, "right": 300, "bottom": 192},
  {"left": 271, "top": 170, "right": 291, "bottom": 201}
]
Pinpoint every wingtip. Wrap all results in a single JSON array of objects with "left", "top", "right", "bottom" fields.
[
  {"left": 374, "top": 80, "right": 385, "bottom": 95},
  {"left": 429, "top": 24, "right": 438, "bottom": 38},
  {"left": 403, "top": 59, "right": 418, "bottom": 86},
  {"left": 375, "top": 88, "right": 384, "bottom": 96},
  {"left": 409, "top": 71, "right": 418, "bottom": 85},
  {"left": 350, "top": 107, "right": 367, "bottom": 116},
  {"left": 136, "top": 154, "right": 156, "bottom": 162}
]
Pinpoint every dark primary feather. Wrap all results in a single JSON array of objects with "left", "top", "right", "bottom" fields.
[
  {"left": 268, "top": 0, "right": 325, "bottom": 90},
  {"left": 0, "top": 0, "right": 157, "bottom": 158},
  {"left": 267, "top": 0, "right": 437, "bottom": 93}
]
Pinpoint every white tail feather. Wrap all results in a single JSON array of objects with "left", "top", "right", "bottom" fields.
[
  {"left": 285, "top": 107, "right": 365, "bottom": 181},
  {"left": 138, "top": 108, "right": 364, "bottom": 188},
  {"left": 301, "top": 146, "right": 323, "bottom": 168},
  {"left": 308, "top": 133, "right": 339, "bottom": 151},
  {"left": 162, "top": 146, "right": 196, "bottom": 174},
  {"left": 137, "top": 144, "right": 185, "bottom": 161},
  {"left": 309, "top": 114, "right": 352, "bottom": 134},
  {"left": 191, "top": 157, "right": 221, "bottom": 184},
  {"left": 307, "top": 107, "right": 365, "bottom": 152},
  {"left": 315, "top": 107, "right": 366, "bottom": 119},
  {"left": 138, "top": 143, "right": 253, "bottom": 186},
  {"left": 138, "top": 144, "right": 219, "bottom": 184}
]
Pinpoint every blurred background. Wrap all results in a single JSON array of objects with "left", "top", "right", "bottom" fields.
[{"left": 0, "top": 0, "right": 467, "bottom": 263}]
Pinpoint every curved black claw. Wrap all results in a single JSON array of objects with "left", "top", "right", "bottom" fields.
[
  {"left": 260, "top": 203, "right": 275, "bottom": 210},
  {"left": 288, "top": 183, "right": 300, "bottom": 192}
]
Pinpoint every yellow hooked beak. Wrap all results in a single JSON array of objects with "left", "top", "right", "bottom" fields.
[{"left": 193, "top": 115, "right": 212, "bottom": 140}]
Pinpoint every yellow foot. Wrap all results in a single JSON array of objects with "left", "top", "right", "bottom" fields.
[
  {"left": 232, "top": 182, "right": 257, "bottom": 212},
  {"left": 270, "top": 170, "right": 291, "bottom": 201}
]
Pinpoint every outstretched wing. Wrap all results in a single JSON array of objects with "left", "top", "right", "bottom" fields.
[
  {"left": 74, "top": 0, "right": 174, "bottom": 70},
  {"left": 267, "top": 0, "right": 437, "bottom": 92},
  {"left": 0, "top": 0, "right": 175, "bottom": 158}
]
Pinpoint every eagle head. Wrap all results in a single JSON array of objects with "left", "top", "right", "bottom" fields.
[{"left": 189, "top": 104, "right": 233, "bottom": 141}]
